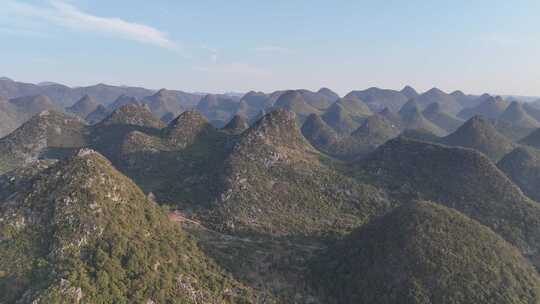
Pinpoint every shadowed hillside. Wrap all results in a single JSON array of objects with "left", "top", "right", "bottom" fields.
[
  {"left": 351, "top": 137, "right": 540, "bottom": 267},
  {"left": 440, "top": 116, "right": 514, "bottom": 161},
  {"left": 498, "top": 146, "right": 540, "bottom": 202},
  {"left": 311, "top": 201, "right": 540, "bottom": 304}
]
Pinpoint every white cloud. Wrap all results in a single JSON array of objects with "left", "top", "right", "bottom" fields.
[
  {"left": 2, "top": 0, "right": 177, "bottom": 49},
  {"left": 253, "top": 45, "right": 294, "bottom": 54}
]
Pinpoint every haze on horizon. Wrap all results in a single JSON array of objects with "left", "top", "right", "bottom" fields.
[{"left": 1, "top": 0, "right": 539, "bottom": 96}]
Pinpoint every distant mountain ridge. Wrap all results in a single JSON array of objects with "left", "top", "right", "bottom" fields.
[
  {"left": 0, "top": 95, "right": 62, "bottom": 137},
  {"left": 0, "top": 77, "right": 154, "bottom": 107}
]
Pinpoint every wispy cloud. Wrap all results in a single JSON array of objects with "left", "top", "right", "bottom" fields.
[
  {"left": 253, "top": 45, "right": 294, "bottom": 54},
  {"left": 3, "top": 0, "right": 177, "bottom": 49}
]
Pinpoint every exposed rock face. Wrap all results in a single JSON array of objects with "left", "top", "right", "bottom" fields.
[
  {"left": 0, "top": 111, "right": 86, "bottom": 174},
  {"left": 4, "top": 83, "right": 540, "bottom": 304},
  {"left": 211, "top": 108, "right": 393, "bottom": 236},
  {"left": 231, "top": 109, "right": 313, "bottom": 159},
  {"left": 0, "top": 149, "right": 256, "bottom": 303},
  {"left": 312, "top": 201, "right": 540, "bottom": 304},
  {"left": 163, "top": 110, "right": 218, "bottom": 148}
]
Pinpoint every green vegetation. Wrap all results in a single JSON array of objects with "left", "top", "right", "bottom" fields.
[
  {"left": 422, "top": 102, "right": 464, "bottom": 133},
  {"left": 498, "top": 146, "right": 540, "bottom": 202},
  {"left": 222, "top": 115, "right": 249, "bottom": 134},
  {"left": 457, "top": 95, "right": 510, "bottom": 120},
  {"left": 498, "top": 101, "right": 539, "bottom": 129},
  {"left": 208, "top": 109, "right": 394, "bottom": 236},
  {"left": 97, "top": 103, "right": 165, "bottom": 129},
  {"left": 5, "top": 106, "right": 540, "bottom": 303},
  {"left": 187, "top": 224, "right": 324, "bottom": 303},
  {"left": 441, "top": 115, "right": 515, "bottom": 161},
  {"left": 301, "top": 114, "right": 339, "bottom": 153},
  {"left": 0, "top": 111, "right": 87, "bottom": 174},
  {"left": 301, "top": 113, "right": 401, "bottom": 160},
  {"left": 0, "top": 150, "right": 257, "bottom": 303},
  {"left": 399, "top": 128, "right": 440, "bottom": 142},
  {"left": 321, "top": 102, "right": 360, "bottom": 134},
  {"left": 520, "top": 128, "right": 540, "bottom": 149},
  {"left": 311, "top": 201, "right": 540, "bottom": 304},
  {"left": 398, "top": 100, "right": 446, "bottom": 136},
  {"left": 273, "top": 90, "right": 322, "bottom": 124},
  {"left": 350, "top": 137, "right": 540, "bottom": 268}
]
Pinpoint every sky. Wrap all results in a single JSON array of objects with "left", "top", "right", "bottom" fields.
[{"left": 0, "top": 0, "right": 539, "bottom": 96}]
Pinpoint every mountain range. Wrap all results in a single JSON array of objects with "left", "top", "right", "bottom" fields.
[{"left": 4, "top": 77, "right": 540, "bottom": 303}]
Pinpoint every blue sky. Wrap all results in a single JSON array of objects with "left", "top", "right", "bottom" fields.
[{"left": 1, "top": 0, "right": 539, "bottom": 95}]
